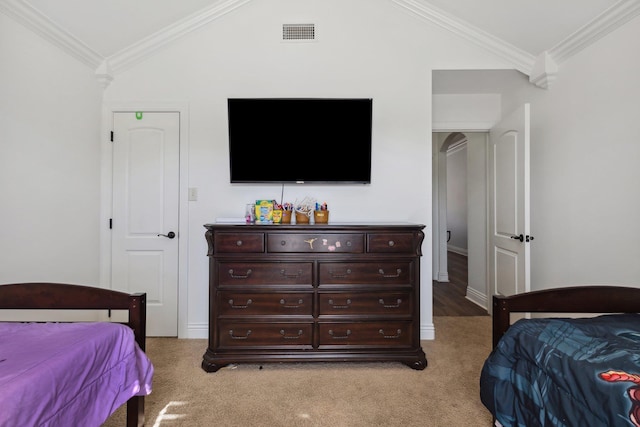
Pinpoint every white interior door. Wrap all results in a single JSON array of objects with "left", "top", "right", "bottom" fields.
[
  {"left": 111, "top": 112, "right": 179, "bottom": 336},
  {"left": 488, "top": 104, "right": 531, "bottom": 297}
]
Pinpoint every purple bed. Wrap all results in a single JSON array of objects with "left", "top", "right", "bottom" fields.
[{"left": 0, "top": 282, "right": 154, "bottom": 427}]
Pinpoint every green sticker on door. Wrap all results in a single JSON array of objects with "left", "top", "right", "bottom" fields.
[{"left": 135, "top": 112, "right": 143, "bottom": 120}]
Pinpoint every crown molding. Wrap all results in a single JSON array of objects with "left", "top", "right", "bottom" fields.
[
  {"left": 390, "top": 0, "right": 536, "bottom": 76},
  {"left": 106, "top": 0, "right": 251, "bottom": 74},
  {"left": 0, "top": 0, "right": 103, "bottom": 69},
  {"left": 549, "top": 0, "right": 640, "bottom": 65},
  {"left": 4, "top": 0, "right": 638, "bottom": 88},
  {"left": 529, "top": 51, "right": 558, "bottom": 89},
  {"left": 95, "top": 60, "right": 114, "bottom": 89}
]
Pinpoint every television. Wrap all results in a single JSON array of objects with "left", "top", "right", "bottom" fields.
[{"left": 228, "top": 98, "right": 372, "bottom": 184}]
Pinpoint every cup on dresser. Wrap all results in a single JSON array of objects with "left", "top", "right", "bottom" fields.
[
  {"left": 295, "top": 210, "right": 310, "bottom": 224},
  {"left": 313, "top": 210, "right": 329, "bottom": 224}
]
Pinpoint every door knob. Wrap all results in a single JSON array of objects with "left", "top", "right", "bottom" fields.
[
  {"left": 510, "top": 234, "right": 534, "bottom": 243},
  {"left": 158, "top": 231, "right": 176, "bottom": 239}
]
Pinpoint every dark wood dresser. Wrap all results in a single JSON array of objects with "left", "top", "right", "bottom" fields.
[{"left": 202, "top": 223, "right": 427, "bottom": 372}]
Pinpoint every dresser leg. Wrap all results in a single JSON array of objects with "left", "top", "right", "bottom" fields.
[
  {"left": 201, "top": 359, "right": 226, "bottom": 373},
  {"left": 403, "top": 352, "right": 428, "bottom": 370}
]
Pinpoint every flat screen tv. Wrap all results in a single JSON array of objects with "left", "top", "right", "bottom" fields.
[{"left": 228, "top": 98, "right": 372, "bottom": 184}]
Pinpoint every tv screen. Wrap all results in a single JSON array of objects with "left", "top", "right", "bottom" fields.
[{"left": 228, "top": 98, "right": 372, "bottom": 184}]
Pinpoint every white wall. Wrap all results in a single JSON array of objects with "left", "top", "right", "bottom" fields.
[
  {"left": 500, "top": 15, "right": 640, "bottom": 290},
  {"left": 0, "top": 12, "right": 103, "bottom": 285},
  {"left": 14, "top": 0, "right": 615, "bottom": 339},
  {"left": 102, "top": 0, "right": 512, "bottom": 338},
  {"left": 446, "top": 143, "right": 467, "bottom": 253}
]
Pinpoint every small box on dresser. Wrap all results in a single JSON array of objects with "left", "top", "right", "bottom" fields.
[{"left": 202, "top": 223, "right": 427, "bottom": 372}]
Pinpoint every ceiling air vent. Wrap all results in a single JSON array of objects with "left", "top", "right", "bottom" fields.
[{"left": 282, "top": 24, "right": 315, "bottom": 41}]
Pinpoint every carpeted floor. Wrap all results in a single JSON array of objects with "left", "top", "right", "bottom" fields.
[{"left": 103, "top": 316, "right": 494, "bottom": 427}]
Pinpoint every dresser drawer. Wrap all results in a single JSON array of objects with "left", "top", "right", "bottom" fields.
[
  {"left": 318, "top": 321, "right": 413, "bottom": 347},
  {"left": 318, "top": 291, "right": 412, "bottom": 316},
  {"left": 218, "top": 262, "right": 312, "bottom": 287},
  {"left": 318, "top": 262, "right": 412, "bottom": 285},
  {"left": 367, "top": 233, "right": 417, "bottom": 253},
  {"left": 214, "top": 232, "right": 264, "bottom": 253},
  {"left": 267, "top": 233, "right": 364, "bottom": 253},
  {"left": 218, "top": 321, "right": 313, "bottom": 348},
  {"left": 217, "top": 292, "right": 313, "bottom": 316}
]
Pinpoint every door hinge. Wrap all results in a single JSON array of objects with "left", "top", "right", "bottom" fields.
[
  {"left": 109, "top": 218, "right": 112, "bottom": 229},
  {"left": 110, "top": 131, "right": 114, "bottom": 142}
]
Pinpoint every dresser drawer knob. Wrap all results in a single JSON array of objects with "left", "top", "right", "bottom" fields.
[
  {"left": 280, "top": 269, "right": 303, "bottom": 279},
  {"left": 228, "top": 269, "right": 252, "bottom": 279},
  {"left": 328, "top": 268, "right": 352, "bottom": 279},
  {"left": 379, "top": 329, "right": 402, "bottom": 339},
  {"left": 280, "top": 298, "right": 304, "bottom": 308},
  {"left": 328, "top": 298, "right": 352, "bottom": 309},
  {"left": 280, "top": 329, "right": 303, "bottom": 339},
  {"left": 280, "top": 240, "right": 287, "bottom": 246},
  {"left": 328, "top": 329, "right": 352, "bottom": 339},
  {"left": 378, "top": 268, "right": 401, "bottom": 278},
  {"left": 229, "top": 299, "right": 252, "bottom": 309},
  {"left": 236, "top": 240, "right": 243, "bottom": 246},
  {"left": 229, "top": 329, "right": 252, "bottom": 340},
  {"left": 388, "top": 240, "right": 395, "bottom": 247},
  {"left": 379, "top": 298, "right": 402, "bottom": 308}
]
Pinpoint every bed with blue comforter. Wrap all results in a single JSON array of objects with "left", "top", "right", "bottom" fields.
[{"left": 480, "top": 286, "right": 640, "bottom": 427}]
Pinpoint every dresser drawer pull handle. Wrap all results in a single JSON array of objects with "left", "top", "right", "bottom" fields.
[
  {"left": 379, "top": 298, "right": 402, "bottom": 308},
  {"left": 379, "top": 329, "right": 402, "bottom": 339},
  {"left": 328, "top": 299, "right": 352, "bottom": 309},
  {"left": 280, "top": 329, "right": 303, "bottom": 339},
  {"left": 280, "top": 298, "right": 304, "bottom": 308},
  {"left": 388, "top": 240, "right": 395, "bottom": 247},
  {"left": 229, "top": 299, "right": 252, "bottom": 309},
  {"left": 229, "top": 329, "right": 251, "bottom": 340},
  {"left": 280, "top": 269, "right": 303, "bottom": 279},
  {"left": 328, "top": 329, "right": 352, "bottom": 339},
  {"left": 378, "top": 268, "right": 401, "bottom": 278},
  {"left": 228, "top": 269, "right": 252, "bottom": 279},
  {"left": 328, "top": 268, "right": 352, "bottom": 279}
]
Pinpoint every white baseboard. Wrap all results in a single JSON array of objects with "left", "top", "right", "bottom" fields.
[
  {"left": 181, "top": 323, "right": 208, "bottom": 339},
  {"left": 447, "top": 245, "right": 468, "bottom": 256},
  {"left": 421, "top": 322, "right": 435, "bottom": 340},
  {"left": 465, "top": 287, "right": 488, "bottom": 311}
]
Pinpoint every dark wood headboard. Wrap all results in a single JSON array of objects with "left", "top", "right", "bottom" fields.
[
  {"left": 0, "top": 282, "right": 147, "bottom": 426},
  {"left": 492, "top": 285, "right": 640, "bottom": 348}
]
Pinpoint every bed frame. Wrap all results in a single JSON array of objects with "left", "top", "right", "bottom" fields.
[
  {"left": 492, "top": 285, "right": 640, "bottom": 348},
  {"left": 0, "top": 282, "right": 147, "bottom": 427}
]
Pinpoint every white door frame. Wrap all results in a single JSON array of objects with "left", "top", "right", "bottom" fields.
[
  {"left": 433, "top": 130, "right": 490, "bottom": 311},
  {"left": 433, "top": 127, "right": 492, "bottom": 313},
  {"left": 99, "top": 102, "right": 190, "bottom": 338}
]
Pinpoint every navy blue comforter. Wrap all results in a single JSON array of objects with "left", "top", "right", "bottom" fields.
[{"left": 480, "top": 314, "right": 640, "bottom": 427}]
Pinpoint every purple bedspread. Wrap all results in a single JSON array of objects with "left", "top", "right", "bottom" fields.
[{"left": 0, "top": 322, "right": 154, "bottom": 427}]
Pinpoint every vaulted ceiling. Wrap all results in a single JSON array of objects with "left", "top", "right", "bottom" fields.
[{"left": 2, "top": 0, "right": 639, "bottom": 88}]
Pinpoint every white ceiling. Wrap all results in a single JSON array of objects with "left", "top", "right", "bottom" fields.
[{"left": 18, "top": 0, "right": 621, "bottom": 58}]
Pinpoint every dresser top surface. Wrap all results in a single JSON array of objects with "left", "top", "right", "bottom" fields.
[{"left": 204, "top": 222, "right": 425, "bottom": 231}]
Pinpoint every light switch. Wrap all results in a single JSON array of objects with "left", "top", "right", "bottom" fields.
[{"left": 188, "top": 187, "right": 198, "bottom": 201}]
